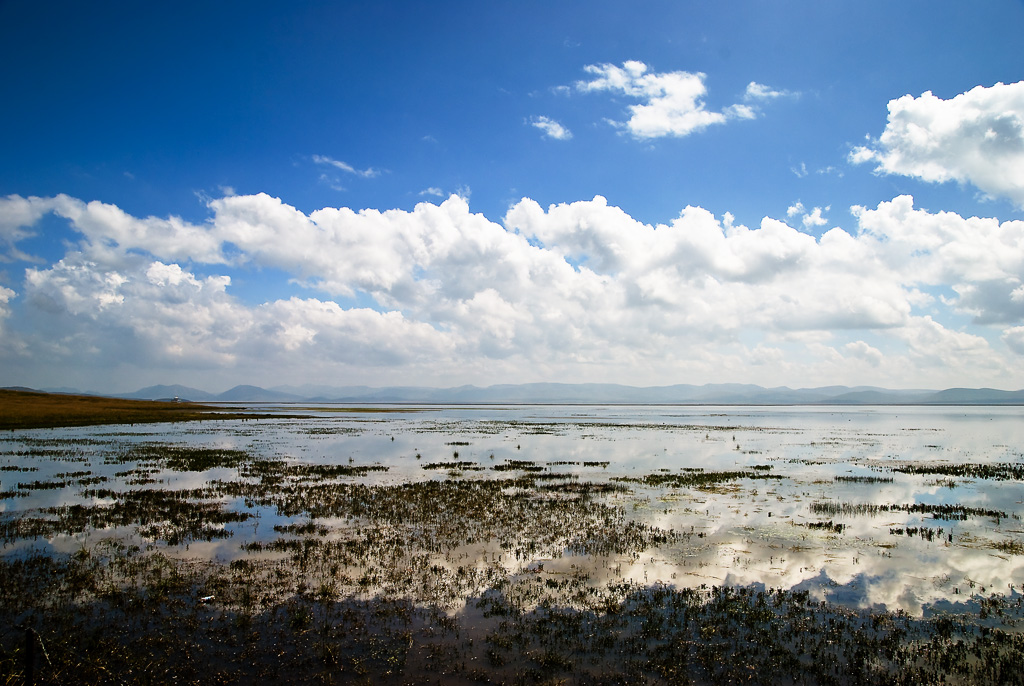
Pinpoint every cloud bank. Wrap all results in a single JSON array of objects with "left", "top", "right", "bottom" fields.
[
  {"left": 1, "top": 188, "right": 1021, "bottom": 392},
  {"left": 851, "top": 81, "right": 1024, "bottom": 208}
]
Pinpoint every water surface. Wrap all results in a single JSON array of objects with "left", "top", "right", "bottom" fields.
[{"left": 2, "top": 403, "right": 1022, "bottom": 616}]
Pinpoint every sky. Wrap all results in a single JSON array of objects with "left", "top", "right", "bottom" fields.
[{"left": 2, "top": 1, "right": 1024, "bottom": 394}]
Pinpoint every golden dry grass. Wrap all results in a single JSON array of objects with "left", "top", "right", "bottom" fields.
[{"left": 0, "top": 388, "right": 234, "bottom": 430}]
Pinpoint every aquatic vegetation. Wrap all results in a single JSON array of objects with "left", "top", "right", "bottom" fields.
[
  {"left": 992, "top": 539, "right": 1024, "bottom": 555},
  {"left": 235, "top": 459, "right": 388, "bottom": 483},
  {"left": 420, "top": 461, "right": 485, "bottom": 471},
  {"left": 1, "top": 487, "right": 250, "bottom": 545},
  {"left": 889, "top": 526, "right": 945, "bottom": 541},
  {"left": 804, "top": 520, "right": 846, "bottom": 534},
  {"left": 104, "top": 444, "right": 252, "bottom": 471},
  {"left": 810, "top": 501, "right": 1014, "bottom": 521},
  {"left": 613, "top": 469, "right": 782, "bottom": 489},
  {"left": 1, "top": 402, "right": 1022, "bottom": 683},
  {"left": 1, "top": 547, "right": 1021, "bottom": 685},
  {"left": 14, "top": 479, "right": 75, "bottom": 491},
  {"left": 475, "top": 581, "right": 1024, "bottom": 685},
  {"left": 492, "top": 460, "right": 546, "bottom": 472},
  {"left": 890, "top": 462, "right": 1024, "bottom": 481}
]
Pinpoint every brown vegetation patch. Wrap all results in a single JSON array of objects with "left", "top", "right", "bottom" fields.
[{"left": 0, "top": 389, "right": 297, "bottom": 430}]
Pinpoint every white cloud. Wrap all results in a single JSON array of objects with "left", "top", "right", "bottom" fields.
[
  {"left": 785, "top": 202, "right": 830, "bottom": 230},
  {"left": 419, "top": 187, "right": 444, "bottom": 197},
  {"left": 312, "top": 154, "right": 381, "bottom": 178},
  {"left": 0, "top": 194, "right": 65, "bottom": 262},
  {"left": 843, "top": 340, "right": 884, "bottom": 367},
  {"left": 744, "top": 82, "right": 791, "bottom": 100},
  {"left": 3, "top": 191, "right": 1024, "bottom": 390},
  {"left": 530, "top": 116, "right": 572, "bottom": 140},
  {"left": 0, "top": 194, "right": 51, "bottom": 244},
  {"left": 896, "top": 316, "right": 995, "bottom": 370},
  {"left": 39, "top": 194, "right": 225, "bottom": 267},
  {"left": 802, "top": 206, "right": 829, "bottom": 228},
  {"left": 575, "top": 61, "right": 764, "bottom": 139},
  {"left": 850, "top": 81, "right": 1024, "bottom": 208},
  {"left": 852, "top": 195, "right": 1024, "bottom": 325},
  {"left": 1003, "top": 326, "right": 1024, "bottom": 355},
  {"left": 848, "top": 146, "right": 876, "bottom": 165},
  {"left": 0, "top": 285, "right": 14, "bottom": 324}
]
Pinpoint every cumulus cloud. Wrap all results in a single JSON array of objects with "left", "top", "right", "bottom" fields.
[
  {"left": 843, "top": 340, "right": 884, "bottom": 367},
  {"left": 1, "top": 191, "right": 1023, "bottom": 390},
  {"left": 1003, "top": 326, "right": 1024, "bottom": 355},
  {"left": 802, "top": 207, "right": 829, "bottom": 228},
  {"left": 575, "top": 61, "right": 773, "bottom": 139},
  {"left": 896, "top": 316, "right": 995, "bottom": 371},
  {"left": 786, "top": 202, "right": 830, "bottom": 230},
  {"left": 14, "top": 194, "right": 226, "bottom": 267},
  {"left": 852, "top": 195, "right": 1024, "bottom": 325},
  {"left": 530, "top": 116, "right": 572, "bottom": 140},
  {"left": 0, "top": 285, "right": 14, "bottom": 323},
  {"left": 850, "top": 81, "right": 1024, "bottom": 208},
  {"left": 0, "top": 195, "right": 50, "bottom": 244}
]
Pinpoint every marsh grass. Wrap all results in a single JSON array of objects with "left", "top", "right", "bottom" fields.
[
  {"left": 0, "top": 389, "right": 296, "bottom": 430},
  {"left": 2, "top": 546, "right": 1022, "bottom": 685},
  {"left": 2, "top": 400, "right": 1023, "bottom": 684},
  {"left": 810, "top": 502, "right": 1014, "bottom": 521},
  {"left": 834, "top": 475, "right": 895, "bottom": 484},
  {"left": 891, "top": 463, "right": 1024, "bottom": 481},
  {"left": 613, "top": 469, "right": 782, "bottom": 490},
  {"left": 1, "top": 487, "right": 251, "bottom": 546}
]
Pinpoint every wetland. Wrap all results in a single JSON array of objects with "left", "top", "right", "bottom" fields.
[{"left": 1, "top": 399, "right": 1022, "bottom": 684}]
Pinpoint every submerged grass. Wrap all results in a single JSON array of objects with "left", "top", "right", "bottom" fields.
[
  {"left": 891, "top": 462, "right": 1024, "bottom": 481},
  {"left": 613, "top": 469, "right": 782, "bottom": 490},
  {"left": 1, "top": 405, "right": 1023, "bottom": 684},
  {"left": 1, "top": 546, "right": 1021, "bottom": 685},
  {"left": 810, "top": 501, "right": 1016, "bottom": 521},
  {"left": 2, "top": 487, "right": 250, "bottom": 546}
]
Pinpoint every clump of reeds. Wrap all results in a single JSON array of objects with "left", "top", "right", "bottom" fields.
[
  {"left": 892, "top": 463, "right": 1024, "bottom": 481},
  {"left": 834, "top": 475, "right": 894, "bottom": 484},
  {"left": 810, "top": 501, "right": 1013, "bottom": 521}
]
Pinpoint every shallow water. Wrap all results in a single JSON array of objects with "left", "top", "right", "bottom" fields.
[{"left": 2, "top": 403, "right": 1022, "bottom": 617}]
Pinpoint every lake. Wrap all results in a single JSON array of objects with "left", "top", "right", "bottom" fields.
[{"left": 2, "top": 404, "right": 1022, "bottom": 683}]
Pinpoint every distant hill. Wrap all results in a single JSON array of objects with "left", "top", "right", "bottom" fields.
[
  {"left": 923, "top": 388, "right": 1024, "bottom": 404},
  {"left": 24, "top": 382, "right": 1024, "bottom": 405},
  {"left": 826, "top": 389, "right": 935, "bottom": 404},
  {"left": 216, "top": 385, "right": 306, "bottom": 402},
  {"left": 270, "top": 384, "right": 377, "bottom": 400},
  {"left": 120, "top": 384, "right": 217, "bottom": 402}
]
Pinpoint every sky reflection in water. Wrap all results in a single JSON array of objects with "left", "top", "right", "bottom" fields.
[{"left": 2, "top": 404, "right": 1022, "bottom": 616}]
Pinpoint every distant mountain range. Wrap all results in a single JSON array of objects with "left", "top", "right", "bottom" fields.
[{"left": 38, "top": 382, "right": 1024, "bottom": 405}]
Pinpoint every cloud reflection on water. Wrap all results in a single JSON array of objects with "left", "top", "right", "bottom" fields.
[{"left": 1, "top": 405, "right": 1022, "bottom": 616}]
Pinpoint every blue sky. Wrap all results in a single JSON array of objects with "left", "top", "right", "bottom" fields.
[{"left": 2, "top": 1, "right": 1024, "bottom": 393}]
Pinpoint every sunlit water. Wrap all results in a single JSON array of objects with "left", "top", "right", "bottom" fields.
[{"left": 2, "top": 404, "right": 1022, "bottom": 616}]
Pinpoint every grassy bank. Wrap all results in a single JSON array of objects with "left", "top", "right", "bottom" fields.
[{"left": 0, "top": 389, "right": 251, "bottom": 430}]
